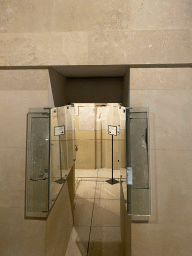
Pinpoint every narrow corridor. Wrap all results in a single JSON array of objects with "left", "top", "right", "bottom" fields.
[{"left": 65, "top": 169, "right": 122, "bottom": 256}]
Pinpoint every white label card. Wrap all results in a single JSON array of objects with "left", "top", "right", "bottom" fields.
[
  {"left": 127, "top": 167, "right": 133, "bottom": 185},
  {"left": 108, "top": 125, "right": 117, "bottom": 136},
  {"left": 54, "top": 125, "right": 65, "bottom": 136}
]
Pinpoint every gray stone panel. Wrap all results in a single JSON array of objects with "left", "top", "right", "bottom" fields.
[
  {"left": 130, "top": 116, "right": 149, "bottom": 189},
  {"left": 131, "top": 189, "right": 150, "bottom": 216}
]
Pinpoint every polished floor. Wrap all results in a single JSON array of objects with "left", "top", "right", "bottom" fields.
[{"left": 65, "top": 169, "right": 122, "bottom": 256}]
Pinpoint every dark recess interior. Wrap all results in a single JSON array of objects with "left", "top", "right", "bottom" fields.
[{"left": 65, "top": 77, "right": 124, "bottom": 104}]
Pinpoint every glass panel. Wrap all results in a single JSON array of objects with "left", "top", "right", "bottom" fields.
[
  {"left": 97, "top": 103, "right": 121, "bottom": 170},
  {"left": 25, "top": 104, "right": 150, "bottom": 219},
  {"left": 119, "top": 106, "right": 127, "bottom": 204},
  {"left": 49, "top": 105, "right": 75, "bottom": 208},
  {"left": 126, "top": 109, "right": 151, "bottom": 216},
  {"left": 74, "top": 103, "right": 121, "bottom": 175},
  {"left": 74, "top": 104, "right": 96, "bottom": 170},
  {"left": 25, "top": 105, "right": 76, "bottom": 217},
  {"left": 25, "top": 109, "right": 50, "bottom": 218}
]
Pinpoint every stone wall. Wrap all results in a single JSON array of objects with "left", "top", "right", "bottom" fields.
[
  {"left": 130, "top": 67, "right": 192, "bottom": 256},
  {"left": 0, "top": 1, "right": 192, "bottom": 255},
  {"left": 0, "top": 0, "right": 191, "bottom": 66},
  {"left": 0, "top": 69, "right": 50, "bottom": 256}
]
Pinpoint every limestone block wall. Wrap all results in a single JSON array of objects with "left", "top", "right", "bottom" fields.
[
  {"left": 0, "top": 1, "right": 191, "bottom": 66},
  {"left": 0, "top": 0, "right": 191, "bottom": 33},
  {"left": 0, "top": 1, "right": 191, "bottom": 255},
  {"left": 0, "top": 30, "right": 191, "bottom": 66},
  {"left": 0, "top": 69, "right": 75, "bottom": 256},
  {"left": 129, "top": 67, "right": 192, "bottom": 256},
  {"left": 0, "top": 69, "right": 51, "bottom": 256}
]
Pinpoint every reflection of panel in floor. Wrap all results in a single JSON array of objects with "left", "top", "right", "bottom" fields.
[
  {"left": 92, "top": 199, "right": 120, "bottom": 227},
  {"left": 75, "top": 180, "right": 97, "bottom": 199},
  {"left": 88, "top": 227, "right": 122, "bottom": 256},
  {"left": 95, "top": 180, "right": 121, "bottom": 199},
  {"left": 65, "top": 226, "right": 90, "bottom": 256},
  {"left": 74, "top": 198, "right": 94, "bottom": 226},
  {"left": 66, "top": 169, "right": 123, "bottom": 256}
]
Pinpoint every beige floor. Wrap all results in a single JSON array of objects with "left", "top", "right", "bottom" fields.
[{"left": 65, "top": 169, "right": 123, "bottom": 256}]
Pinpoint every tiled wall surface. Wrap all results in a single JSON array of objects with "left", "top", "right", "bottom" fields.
[
  {"left": 0, "top": 1, "right": 191, "bottom": 255},
  {"left": 0, "top": 68, "right": 191, "bottom": 255},
  {"left": 0, "top": 0, "right": 191, "bottom": 66},
  {"left": 0, "top": 68, "right": 75, "bottom": 255},
  {"left": 0, "top": 30, "right": 191, "bottom": 66},
  {"left": 0, "top": 70, "right": 50, "bottom": 256},
  {"left": 0, "top": 0, "right": 191, "bottom": 33},
  {"left": 0, "top": 1, "right": 191, "bottom": 66},
  {"left": 130, "top": 67, "right": 192, "bottom": 256}
]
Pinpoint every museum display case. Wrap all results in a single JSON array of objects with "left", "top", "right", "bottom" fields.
[
  {"left": 25, "top": 105, "right": 75, "bottom": 218},
  {"left": 25, "top": 103, "right": 150, "bottom": 218},
  {"left": 126, "top": 108, "right": 151, "bottom": 217}
]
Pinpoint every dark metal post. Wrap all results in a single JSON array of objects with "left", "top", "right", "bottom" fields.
[{"left": 106, "top": 126, "right": 119, "bottom": 185}]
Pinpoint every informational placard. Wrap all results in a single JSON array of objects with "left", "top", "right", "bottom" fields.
[
  {"left": 127, "top": 167, "right": 133, "bottom": 185},
  {"left": 54, "top": 125, "right": 65, "bottom": 136},
  {"left": 108, "top": 125, "right": 117, "bottom": 136}
]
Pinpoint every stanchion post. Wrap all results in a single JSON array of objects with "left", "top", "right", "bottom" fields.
[{"left": 106, "top": 125, "right": 119, "bottom": 185}]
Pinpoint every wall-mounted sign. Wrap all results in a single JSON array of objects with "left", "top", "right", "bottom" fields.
[
  {"left": 54, "top": 125, "right": 65, "bottom": 136},
  {"left": 127, "top": 167, "right": 133, "bottom": 185},
  {"left": 108, "top": 125, "right": 117, "bottom": 136}
]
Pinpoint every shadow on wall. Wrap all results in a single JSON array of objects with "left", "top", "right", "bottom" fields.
[
  {"left": 65, "top": 77, "right": 124, "bottom": 104},
  {"left": 49, "top": 69, "right": 67, "bottom": 107},
  {"left": 49, "top": 68, "right": 130, "bottom": 106}
]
